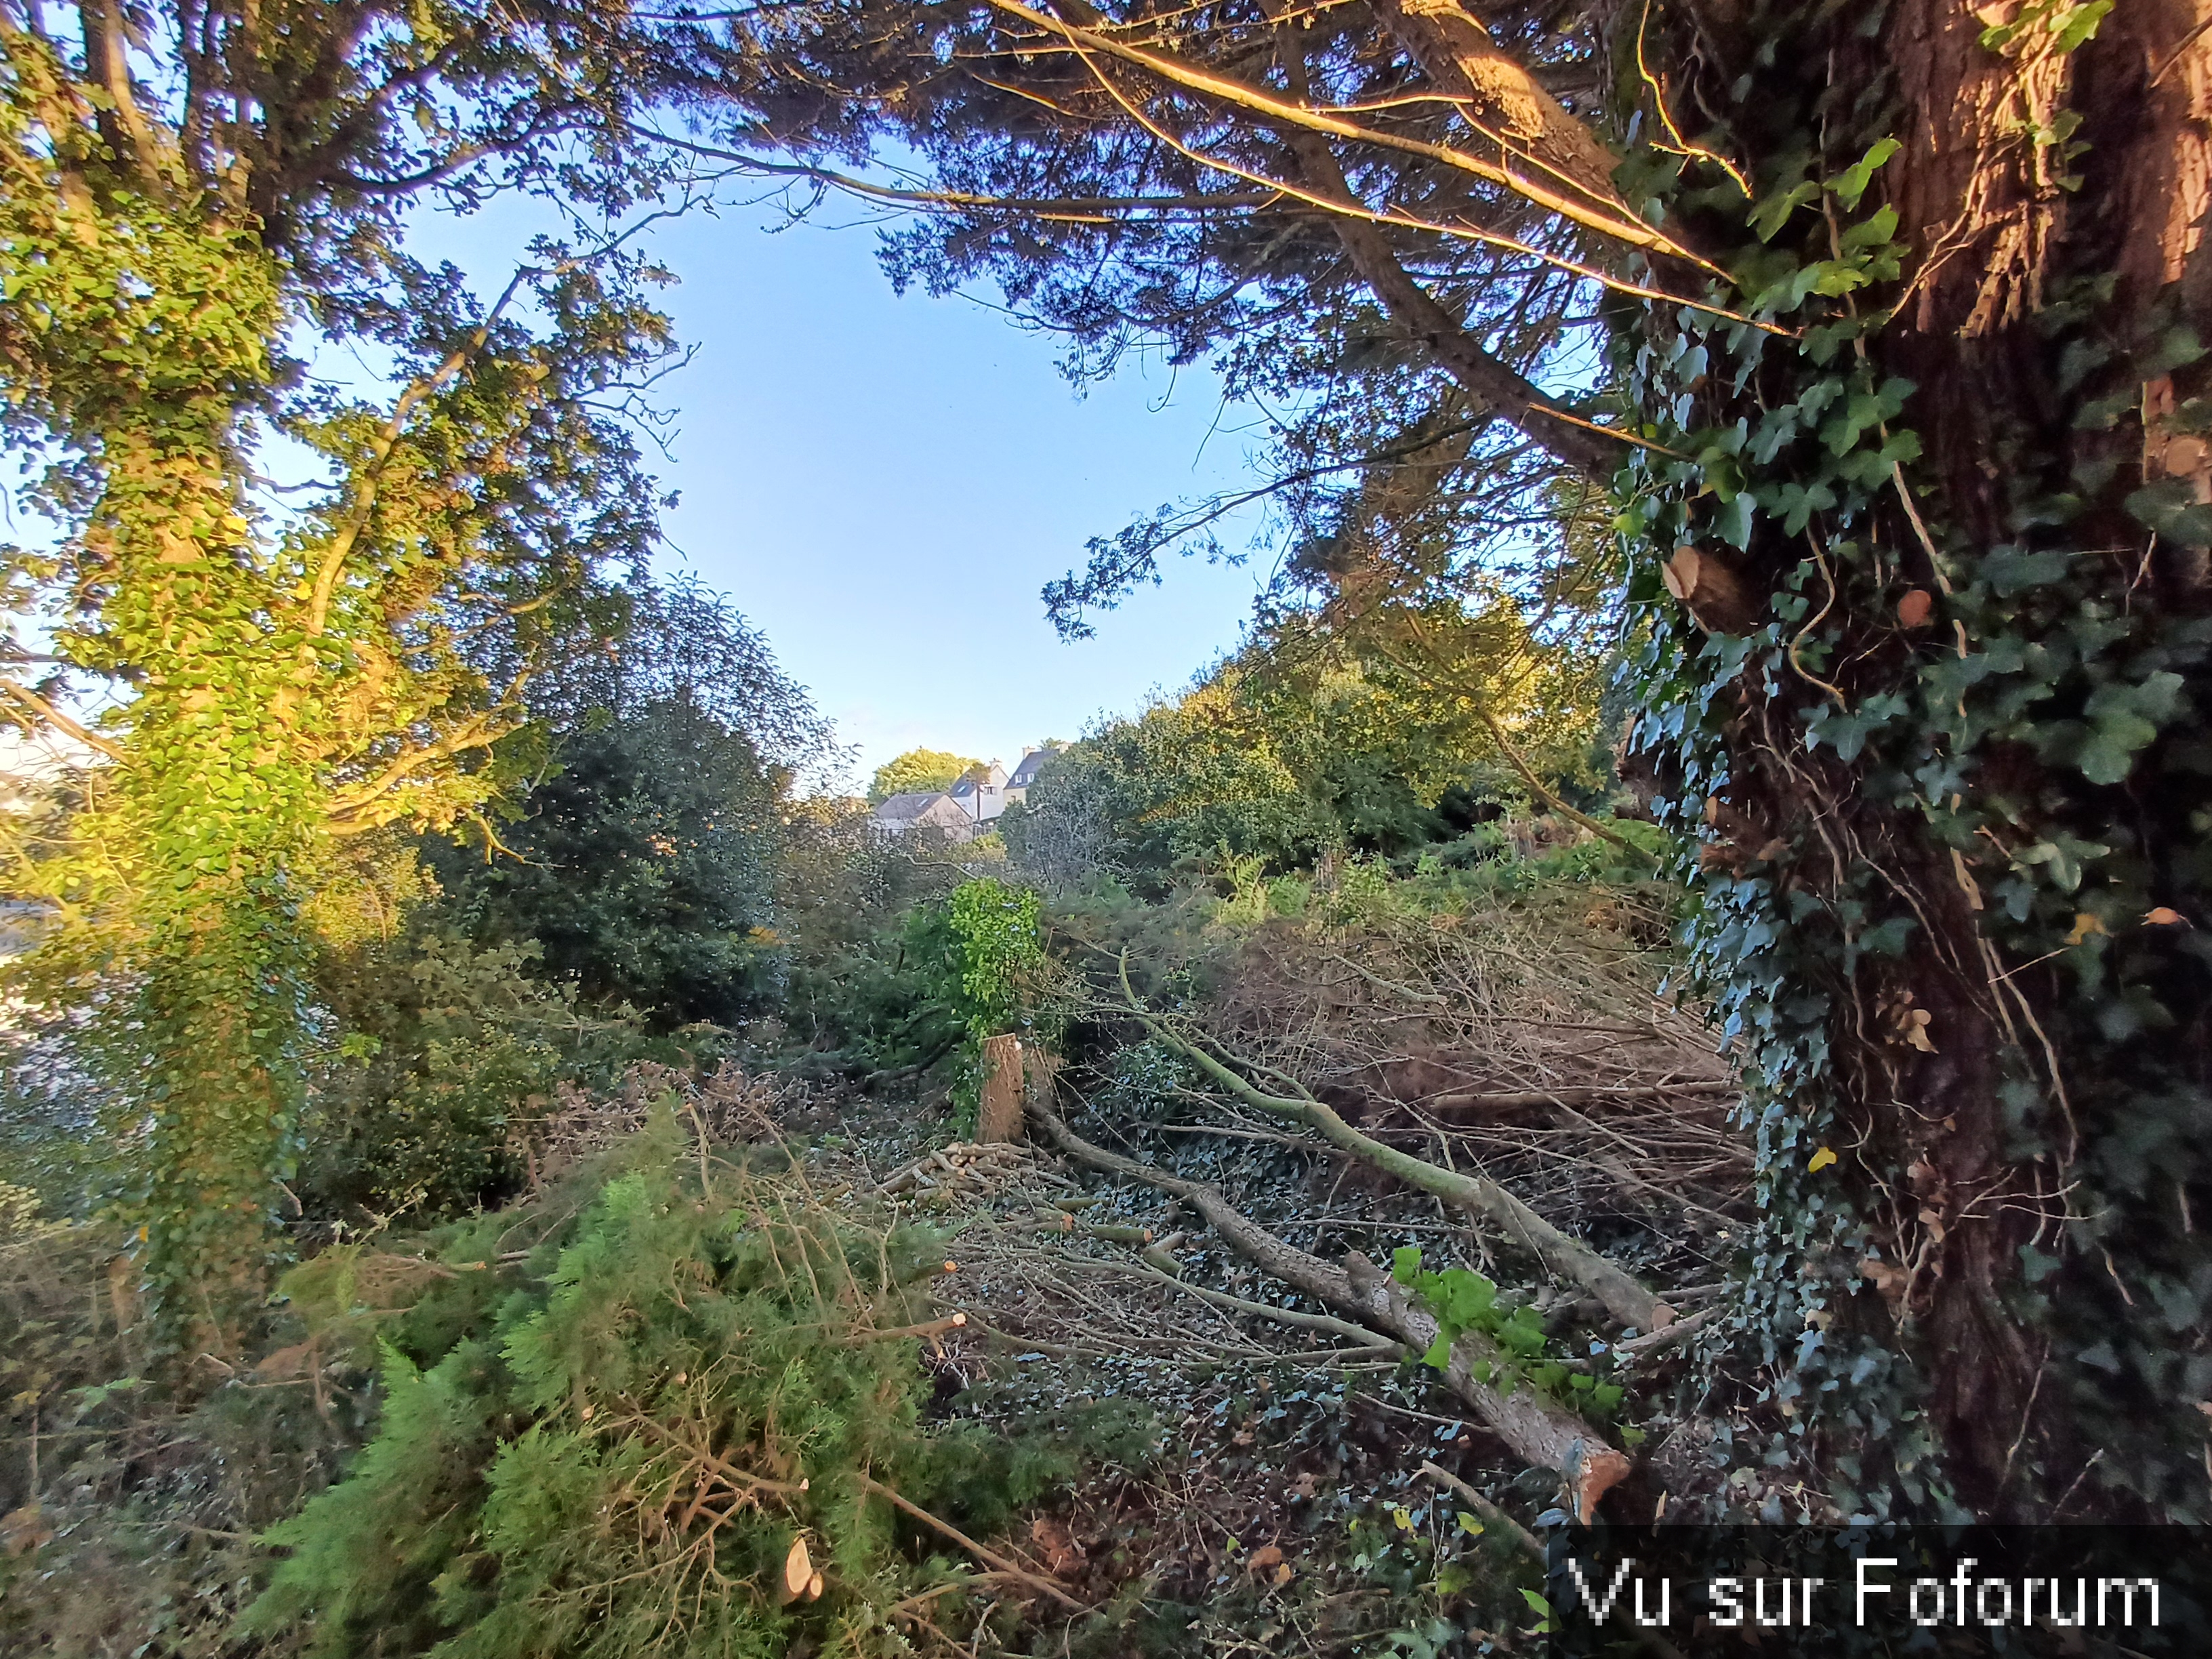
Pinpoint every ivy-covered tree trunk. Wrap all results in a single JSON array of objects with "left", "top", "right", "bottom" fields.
[
  {"left": 1875, "top": 0, "right": 2211, "bottom": 1514},
  {"left": 1624, "top": 0, "right": 2212, "bottom": 1517},
  {"left": 2, "top": 10, "right": 697, "bottom": 1358}
]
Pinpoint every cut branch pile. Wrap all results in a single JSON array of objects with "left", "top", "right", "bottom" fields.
[
  {"left": 1126, "top": 895, "right": 1752, "bottom": 1257},
  {"left": 1118, "top": 952, "right": 1675, "bottom": 1332},
  {"left": 876, "top": 1139, "right": 1078, "bottom": 1205}
]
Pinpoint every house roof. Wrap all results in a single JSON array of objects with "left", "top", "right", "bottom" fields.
[
  {"left": 1008, "top": 747, "right": 1061, "bottom": 788},
  {"left": 947, "top": 762, "right": 1008, "bottom": 797},
  {"left": 872, "top": 790, "right": 953, "bottom": 821}
]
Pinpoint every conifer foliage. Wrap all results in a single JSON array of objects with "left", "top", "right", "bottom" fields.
[{"left": 245, "top": 1113, "right": 987, "bottom": 1657}]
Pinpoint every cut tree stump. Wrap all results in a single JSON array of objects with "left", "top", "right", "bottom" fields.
[{"left": 977, "top": 1033, "right": 1025, "bottom": 1144}]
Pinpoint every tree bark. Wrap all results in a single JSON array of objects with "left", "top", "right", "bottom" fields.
[
  {"left": 977, "top": 1032, "right": 1025, "bottom": 1143},
  {"left": 1631, "top": 0, "right": 2212, "bottom": 1515},
  {"left": 1366, "top": 0, "right": 1630, "bottom": 224}
]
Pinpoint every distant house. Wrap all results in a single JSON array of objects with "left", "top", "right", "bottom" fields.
[
  {"left": 945, "top": 761, "right": 1008, "bottom": 825},
  {"left": 1004, "top": 745, "right": 1061, "bottom": 805},
  {"left": 868, "top": 749, "right": 1063, "bottom": 839},
  {"left": 869, "top": 790, "right": 979, "bottom": 839}
]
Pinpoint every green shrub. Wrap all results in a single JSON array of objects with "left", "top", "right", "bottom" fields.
[
  {"left": 298, "top": 929, "right": 657, "bottom": 1225},
  {"left": 426, "top": 699, "right": 788, "bottom": 1030},
  {"left": 245, "top": 1114, "right": 1000, "bottom": 1658}
]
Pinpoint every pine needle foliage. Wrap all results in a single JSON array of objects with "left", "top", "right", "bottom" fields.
[{"left": 244, "top": 1112, "right": 991, "bottom": 1658}]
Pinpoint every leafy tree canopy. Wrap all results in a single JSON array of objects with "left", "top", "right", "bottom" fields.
[
  {"left": 0, "top": 0, "right": 846, "bottom": 1340},
  {"left": 1007, "top": 573, "right": 1612, "bottom": 884},
  {"left": 430, "top": 699, "right": 785, "bottom": 1030},
  {"left": 867, "top": 748, "right": 985, "bottom": 803}
]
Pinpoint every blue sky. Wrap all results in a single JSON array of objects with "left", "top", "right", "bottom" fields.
[{"left": 425, "top": 196, "right": 1275, "bottom": 790}]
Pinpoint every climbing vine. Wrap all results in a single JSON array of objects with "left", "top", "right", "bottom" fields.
[
  {"left": 0, "top": 28, "right": 677, "bottom": 1353},
  {"left": 1610, "top": 1, "right": 2212, "bottom": 1518}
]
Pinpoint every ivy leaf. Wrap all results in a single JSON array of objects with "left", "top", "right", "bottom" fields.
[
  {"left": 1837, "top": 203, "right": 1900, "bottom": 253},
  {"left": 1858, "top": 916, "right": 1917, "bottom": 957},
  {"left": 1980, "top": 546, "right": 2070, "bottom": 596},
  {"left": 2052, "top": 0, "right": 2114, "bottom": 53},
  {"left": 1835, "top": 427, "right": 1923, "bottom": 486},
  {"left": 2073, "top": 672, "right": 2186, "bottom": 785},
  {"left": 2125, "top": 480, "right": 2212, "bottom": 549},
  {"left": 1763, "top": 478, "right": 1837, "bottom": 535},
  {"left": 1805, "top": 695, "right": 1903, "bottom": 763},
  {"left": 1748, "top": 180, "right": 1822, "bottom": 242},
  {"left": 2078, "top": 714, "right": 2160, "bottom": 785},
  {"left": 1829, "top": 139, "right": 1901, "bottom": 210},
  {"left": 1713, "top": 490, "right": 1757, "bottom": 550}
]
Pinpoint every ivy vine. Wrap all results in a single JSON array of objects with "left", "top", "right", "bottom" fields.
[{"left": 1610, "top": 0, "right": 2211, "bottom": 1519}]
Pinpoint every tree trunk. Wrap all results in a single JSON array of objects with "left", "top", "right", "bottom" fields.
[
  {"left": 976, "top": 1032, "right": 1026, "bottom": 1143},
  {"left": 1623, "top": 0, "right": 2212, "bottom": 1517}
]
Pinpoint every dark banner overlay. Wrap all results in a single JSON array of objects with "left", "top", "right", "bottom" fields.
[{"left": 1534, "top": 1526, "right": 2212, "bottom": 1656}]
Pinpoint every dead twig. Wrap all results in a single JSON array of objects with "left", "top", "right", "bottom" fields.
[{"left": 857, "top": 1475, "right": 1090, "bottom": 1613}]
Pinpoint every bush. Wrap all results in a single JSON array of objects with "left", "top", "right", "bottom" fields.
[
  {"left": 298, "top": 928, "right": 659, "bottom": 1226},
  {"left": 428, "top": 698, "right": 787, "bottom": 1029},
  {"left": 247, "top": 1112, "right": 1009, "bottom": 1658}
]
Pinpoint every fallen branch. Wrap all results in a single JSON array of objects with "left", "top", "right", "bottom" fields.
[
  {"left": 1088, "top": 1256, "right": 1403, "bottom": 1351},
  {"left": 1613, "top": 1307, "right": 1712, "bottom": 1359},
  {"left": 1116, "top": 957, "right": 1673, "bottom": 1332},
  {"left": 1424, "top": 1080, "right": 1734, "bottom": 1112},
  {"left": 1033, "top": 1101, "right": 1632, "bottom": 1521},
  {"left": 1417, "top": 1460, "right": 1541, "bottom": 1560},
  {"left": 846, "top": 1313, "right": 968, "bottom": 1345},
  {"left": 857, "top": 1475, "right": 1088, "bottom": 1612}
]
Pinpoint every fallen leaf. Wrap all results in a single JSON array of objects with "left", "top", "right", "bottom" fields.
[
  {"left": 1273, "top": 1561, "right": 1294, "bottom": 1587},
  {"left": 1808, "top": 1147, "right": 1838, "bottom": 1172},
  {"left": 1, "top": 1505, "right": 54, "bottom": 1559},
  {"left": 1248, "top": 1544, "right": 1284, "bottom": 1573},
  {"left": 1859, "top": 1258, "right": 1908, "bottom": 1305},
  {"left": 1029, "top": 1517, "right": 1088, "bottom": 1576},
  {"left": 2066, "top": 912, "right": 2107, "bottom": 945},
  {"left": 1897, "top": 588, "right": 1933, "bottom": 628},
  {"left": 2146, "top": 907, "right": 2188, "bottom": 927}
]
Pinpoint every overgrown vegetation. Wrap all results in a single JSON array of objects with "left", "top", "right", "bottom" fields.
[
  {"left": 3, "top": 0, "right": 2210, "bottom": 1651},
  {"left": 248, "top": 1111, "right": 989, "bottom": 1657}
]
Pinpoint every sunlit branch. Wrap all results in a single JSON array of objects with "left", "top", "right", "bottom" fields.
[
  {"left": 305, "top": 265, "right": 539, "bottom": 640},
  {"left": 1023, "top": 26, "right": 1782, "bottom": 340},
  {"left": 977, "top": 0, "right": 1715, "bottom": 268},
  {"left": 0, "top": 675, "right": 126, "bottom": 763},
  {"left": 631, "top": 123, "right": 1282, "bottom": 220}
]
